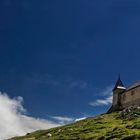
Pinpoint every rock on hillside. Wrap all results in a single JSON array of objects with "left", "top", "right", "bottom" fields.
[{"left": 9, "top": 106, "right": 140, "bottom": 140}]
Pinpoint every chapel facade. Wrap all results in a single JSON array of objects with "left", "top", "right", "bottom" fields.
[{"left": 108, "top": 76, "right": 140, "bottom": 113}]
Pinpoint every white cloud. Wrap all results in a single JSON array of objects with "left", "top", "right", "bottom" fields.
[
  {"left": 99, "top": 86, "right": 113, "bottom": 96},
  {"left": 90, "top": 96, "right": 112, "bottom": 106},
  {"left": 75, "top": 117, "right": 86, "bottom": 122},
  {"left": 89, "top": 86, "right": 113, "bottom": 107},
  {"left": 52, "top": 116, "right": 74, "bottom": 124},
  {"left": 52, "top": 116, "right": 88, "bottom": 124},
  {"left": 0, "top": 92, "right": 59, "bottom": 140}
]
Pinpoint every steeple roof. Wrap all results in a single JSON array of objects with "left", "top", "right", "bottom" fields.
[{"left": 113, "top": 76, "right": 126, "bottom": 91}]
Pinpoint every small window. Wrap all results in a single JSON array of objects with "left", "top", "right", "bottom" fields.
[{"left": 131, "top": 91, "right": 135, "bottom": 96}]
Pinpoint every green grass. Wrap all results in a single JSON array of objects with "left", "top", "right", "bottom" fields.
[{"left": 9, "top": 112, "right": 140, "bottom": 140}]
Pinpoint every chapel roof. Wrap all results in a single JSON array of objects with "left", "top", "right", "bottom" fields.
[{"left": 127, "top": 81, "right": 140, "bottom": 91}]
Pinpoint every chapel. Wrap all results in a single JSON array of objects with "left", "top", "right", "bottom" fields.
[{"left": 108, "top": 76, "right": 140, "bottom": 113}]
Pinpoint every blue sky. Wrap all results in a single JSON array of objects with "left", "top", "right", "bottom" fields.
[{"left": 1, "top": 0, "right": 140, "bottom": 122}]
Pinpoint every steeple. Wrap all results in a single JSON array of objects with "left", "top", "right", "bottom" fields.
[{"left": 113, "top": 75, "right": 126, "bottom": 91}]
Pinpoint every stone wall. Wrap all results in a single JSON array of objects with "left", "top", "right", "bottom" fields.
[
  {"left": 113, "top": 91, "right": 118, "bottom": 106},
  {"left": 113, "top": 89, "right": 124, "bottom": 106},
  {"left": 121, "top": 86, "right": 140, "bottom": 108}
]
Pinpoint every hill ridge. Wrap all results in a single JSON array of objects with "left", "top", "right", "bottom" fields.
[{"left": 9, "top": 106, "right": 140, "bottom": 140}]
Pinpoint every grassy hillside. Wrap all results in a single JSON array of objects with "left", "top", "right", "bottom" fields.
[{"left": 9, "top": 108, "right": 140, "bottom": 140}]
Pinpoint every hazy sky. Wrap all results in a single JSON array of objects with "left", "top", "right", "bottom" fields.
[{"left": 1, "top": 0, "right": 140, "bottom": 124}]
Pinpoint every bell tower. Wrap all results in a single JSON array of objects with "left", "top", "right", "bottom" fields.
[{"left": 112, "top": 75, "right": 126, "bottom": 107}]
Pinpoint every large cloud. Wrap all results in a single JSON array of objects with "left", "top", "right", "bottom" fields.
[{"left": 0, "top": 92, "right": 58, "bottom": 140}]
